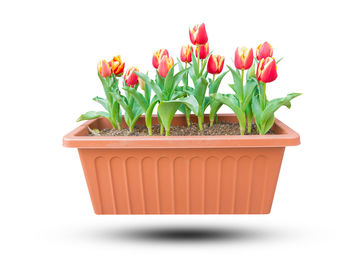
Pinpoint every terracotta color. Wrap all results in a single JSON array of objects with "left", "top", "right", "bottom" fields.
[{"left": 63, "top": 114, "right": 300, "bottom": 214}]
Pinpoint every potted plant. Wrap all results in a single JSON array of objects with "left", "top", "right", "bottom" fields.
[{"left": 63, "top": 23, "right": 301, "bottom": 214}]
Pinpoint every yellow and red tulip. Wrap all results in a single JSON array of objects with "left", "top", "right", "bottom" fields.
[
  {"left": 138, "top": 76, "right": 145, "bottom": 90},
  {"left": 152, "top": 49, "right": 169, "bottom": 69},
  {"left": 189, "top": 23, "right": 208, "bottom": 46},
  {"left": 207, "top": 54, "right": 225, "bottom": 74},
  {"left": 124, "top": 67, "right": 139, "bottom": 87},
  {"left": 97, "top": 60, "right": 112, "bottom": 78},
  {"left": 256, "top": 42, "right": 273, "bottom": 61},
  {"left": 158, "top": 56, "right": 174, "bottom": 78},
  {"left": 109, "top": 55, "right": 125, "bottom": 76},
  {"left": 195, "top": 42, "right": 209, "bottom": 59},
  {"left": 234, "top": 46, "right": 254, "bottom": 70},
  {"left": 180, "top": 44, "right": 193, "bottom": 63},
  {"left": 256, "top": 57, "right": 278, "bottom": 83}
]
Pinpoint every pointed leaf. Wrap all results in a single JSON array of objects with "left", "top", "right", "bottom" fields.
[
  {"left": 209, "top": 70, "right": 228, "bottom": 95},
  {"left": 164, "top": 63, "right": 176, "bottom": 94},
  {"left": 92, "top": 96, "right": 110, "bottom": 112},
  {"left": 123, "top": 86, "right": 148, "bottom": 112},
  {"left": 77, "top": 111, "right": 110, "bottom": 122}
]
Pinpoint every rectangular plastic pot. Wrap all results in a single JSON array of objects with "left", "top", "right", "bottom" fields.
[{"left": 63, "top": 114, "right": 300, "bottom": 214}]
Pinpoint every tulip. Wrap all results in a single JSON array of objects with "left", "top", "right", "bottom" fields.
[
  {"left": 97, "top": 60, "right": 112, "bottom": 78},
  {"left": 256, "top": 42, "right": 273, "bottom": 60},
  {"left": 180, "top": 44, "right": 193, "bottom": 63},
  {"left": 109, "top": 55, "right": 125, "bottom": 76},
  {"left": 195, "top": 43, "right": 209, "bottom": 59},
  {"left": 189, "top": 23, "right": 208, "bottom": 45},
  {"left": 158, "top": 56, "right": 174, "bottom": 78},
  {"left": 138, "top": 76, "right": 145, "bottom": 90},
  {"left": 124, "top": 67, "right": 139, "bottom": 87},
  {"left": 234, "top": 47, "right": 254, "bottom": 70},
  {"left": 207, "top": 54, "right": 225, "bottom": 75},
  {"left": 152, "top": 49, "right": 169, "bottom": 69},
  {"left": 256, "top": 57, "right": 278, "bottom": 83}
]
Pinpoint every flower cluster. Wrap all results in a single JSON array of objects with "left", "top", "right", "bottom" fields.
[{"left": 78, "top": 23, "right": 300, "bottom": 136}]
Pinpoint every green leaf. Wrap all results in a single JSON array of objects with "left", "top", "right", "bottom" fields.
[
  {"left": 92, "top": 96, "right": 110, "bottom": 112},
  {"left": 150, "top": 80, "right": 164, "bottom": 100},
  {"left": 202, "top": 96, "right": 211, "bottom": 114},
  {"left": 164, "top": 64, "right": 176, "bottom": 95},
  {"left": 252, "top": 94, "right": 262, "bottom": 133},
  {"left": 123, "top": 86, "right": 148, "bottom": 112},
  {"left": 145, "top": 99, "right": 159, "bottom": 130},
  {"left": 276, "top": 57, "right": 284, "bottom": 64},
  {"left": 193, "top": 76, "right": 208, "bottom": 108},
  {"left": 242, "top": 78, "right": 258, "bottom": 111},
  {"left": 169, "top": 68, "right": 189, "bottom": 98},
  {"left": 115, "top": 95, "right": 133, "bottom": 123},
  {"left": 190, "top": 49, "right": 199, "bottom": 77},
  {"left": 155, "top": 71, "right": 165, "bottom": 90},
  {"left": 158, "top": 101, "right": 182, "bottom": 133},
  {"left": 262, "top": 114, "right": 275, "bottom": 134},
  {"left": 214, "top": 93, "right": 246, "bottom": 131},
  {"left": 261, "top": 93, "right": 301, "bottom": 123},
  {"left": 76, "top": 111, "right": 110, "bottom": 122},
  {"left": 209, "top": 100, "right": 223, "bottom": 123},
  {"left": 227, "top": 65, "right": 243, "bottom": 100},
  {"left": 209, "top": 71, "right": 228, "bottom": 95}
]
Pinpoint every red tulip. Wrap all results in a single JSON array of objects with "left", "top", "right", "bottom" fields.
[
  {"left": 158, "top": 56, "right": 174, "bottom": 78},
  {"left": 234, "top": 47, "right": 253, "bottom": 70},
  {"left": 108, "top": 55, "right": 125, "bottom": 76},
  {"left": 256, "top": 57, "right": 277, "bottom": 83},
  {"left": 180, "top": 44, "right": 193, "bottom": 63},
  {"left": 152, "top": 49, "right": 169, "bottom": 69},
  {"left": 97, "top": 60, "right": 112, "bottom": 78},
  {"left": 189, "top": 23, "right": 208, "bottom": 45},
  {"left": 195, "top": 43, "right": 209, "bottom": 59},
  {"left": 256, "top": 42, "right": 273, "bottom": 60},
  {"left": 124, "top": 67, "right": 139, "bottom": 87},
  {"left": 207, "top": 54, "right": 225, "bottom": 74}
]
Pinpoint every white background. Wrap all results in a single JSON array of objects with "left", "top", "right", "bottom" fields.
[{"left": 1, "top": 0, "right": 349, "bottom": 277}]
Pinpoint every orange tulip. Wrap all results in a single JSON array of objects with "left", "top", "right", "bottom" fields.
[
  {"left": 256, "top": 42, "right": 273, "bottom": 60},
  {"left": 207, "top": 54, "right": 225, "bottom": 74},
  {"left": 189, "top": 23, "right": 208, "bottom": 45},
  {"left": 234, "top": 47, "right": 254, "bottom": 70},
  {"left": 152, "top": 49, "right": 169, "bottom": 69},
  {"left": 158, "top": 56, "right": 174, "bottom": 78},
  {"left": 180, "top": 44, "right": 193, "bottom": 63},
  {"left": 109, "top": 55, "right": 125, "bottom": 76},
  {"left": 124, "top": 67, "right": 139, "bottom": 87},
  {"left": 97, "top": 60, "right": 112, "bottom": 78},
  {"left": 195, "top": 43, "right": 209, "bottom": 59},
  {"left": 256, "top": 57, "right": 278, "bottom": 83}
]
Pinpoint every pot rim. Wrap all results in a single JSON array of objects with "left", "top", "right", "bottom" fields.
[{"left": 63, "top": 113, "right": 300, "bottom": 149}]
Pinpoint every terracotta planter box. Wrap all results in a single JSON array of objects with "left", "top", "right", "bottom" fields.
[{"left": 63, "top": 114, "right": 300, "bottom": 214}]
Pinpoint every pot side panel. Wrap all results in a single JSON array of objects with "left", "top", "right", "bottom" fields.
[{"left": 78, "top": 147, "right": 285, "bottom": 214}]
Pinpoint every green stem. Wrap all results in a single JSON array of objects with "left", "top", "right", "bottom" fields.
[
  {"left": 111, "top": 120, "right": 117, "bottom": 130},
  {"left": 212, "top": 74, "right": 216, "bottom": 83},
  {"left": 116, "top": 121, "right": 121, "bottom": 130},
  {"left": 148, "top": 126, "right": 152, "bottom": 136},
  {"left": 240, "top": 127, "right": 245, "bottom": 135},
  {"left": 197, "top": 45, "right": 200, "bottom": 72},
  {"left": 160, "top": 123, "right": 164, "bottom": 135},
  {"left": 247, "top": 123, "right": 252, "bottom": 134},
  {"left": 129, "top": 126, "right": 133, "bottom": 133},
  {"left": 198, "top": 115, "right": 203, "bottom": 131},
  {"left": 185, "top": 107, "right": 191, "bottom": 127},
  {"left": 210, "top": 119, "right": 214, "bottom": 127},
  {"left": 262, "top": 82, "right": 267, "bottom": 108},
  {"left": 166, "top": 129, "right": 170, "bottom": 136}
]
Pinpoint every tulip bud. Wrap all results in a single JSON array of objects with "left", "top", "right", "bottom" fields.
[
  {"left": 195, "top": 43, "right": 209, "bottom": 59},
  {"left": 158, "top": 56, "right": 174, "bottom": 78},
  {"left": 109, "top": 55, "right": 125, "bottom": 76},
  {"left": 138, "top": 76, "right": 145, "bottom": 90},
  {"left": 189, "top": 23, "right": 208, "bottom": 46},
  {"left": 180, "top": 44, "right": 193, "bottom": 63},
  {"left": 97, "top": 60, "right": 112, "bottom": 78},
  {"left": 256, "top": 42, "right": 273, "bottom": 60},
  {"left": 207, "top": 54, "right": 225, "bottom": 74},
  {"left": 124, "top": 67, "right": 139, "bottom": 87},
  {"left": 152, "top": 49, "right": 169, "bottom": 69},
  {"left": 256, "top": 57, "right": 278, "bottom": 83},
  {"left": 234, "top": 47, "right": 254, "bottom": 70}
]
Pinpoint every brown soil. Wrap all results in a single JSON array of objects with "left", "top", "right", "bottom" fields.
[{"left": 89, "top": 122, "right": 274, "bottom": 136}]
